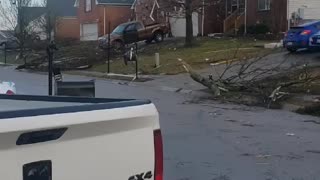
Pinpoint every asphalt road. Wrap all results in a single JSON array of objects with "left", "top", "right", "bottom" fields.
[{"left": 1, "top": 57, "right": 320, "bottom": 180}]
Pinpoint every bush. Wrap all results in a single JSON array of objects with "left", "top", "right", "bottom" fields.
[{"left": 241, "top": 24, "right": 270, "bottom": 35}]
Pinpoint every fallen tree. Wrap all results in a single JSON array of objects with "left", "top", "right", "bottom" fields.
[{"left": 179, "top": 54, "right": 320, "bottom": 107}]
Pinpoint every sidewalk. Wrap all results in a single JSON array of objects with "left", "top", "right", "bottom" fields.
[{"left": 66, "top": 70, "right": 204, "bottom": 94}]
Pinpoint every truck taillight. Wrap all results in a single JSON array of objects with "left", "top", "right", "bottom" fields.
[
  {"left": 301, "top": 30, "right": 312, "bottom": 35},
  {"left": 154, "top": 129, "right": 163, "bottom": 180}
]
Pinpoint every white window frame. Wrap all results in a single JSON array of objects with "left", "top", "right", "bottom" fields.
[
  {"left": 85, "top": 0, "right": 92, "bottom": 12},
  {"left": 258, "top": 0, "right": 271, "bottom": 11}
]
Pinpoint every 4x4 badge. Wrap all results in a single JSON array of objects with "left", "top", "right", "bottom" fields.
[{"left": 128, "top": 171, "right": 153, "bottom": 180}]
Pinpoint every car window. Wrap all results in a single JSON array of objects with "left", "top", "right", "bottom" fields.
[
  {"left": 315, "top": 24, "right": 320, "bottom": 30},
  {"left": 126, "top": 24, "right": 137, "bottom": 32},
  {"left": 136, "top": 23, "right": 143, "bottom": 30},
  {"left": 112, "top": 25, "right": 126, "bottom": 34}
]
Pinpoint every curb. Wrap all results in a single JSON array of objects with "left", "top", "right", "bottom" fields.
[{"left": 66, "top": 71, "right": 153, "bottom": 82}]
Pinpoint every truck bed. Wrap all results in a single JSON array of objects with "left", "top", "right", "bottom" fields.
[
  {"left": 0, "top": 94, "right": 161, "bottom": 180},
  {"left": 0, "top": 94, "right": 149, "bottom": 118}
]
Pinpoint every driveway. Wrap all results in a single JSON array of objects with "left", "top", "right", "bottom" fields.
[{"left": 1, "top": 52, "right": 320, "bottom": 180}]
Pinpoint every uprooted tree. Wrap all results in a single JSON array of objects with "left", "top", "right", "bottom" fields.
[{"left": 179, "top": 50, "right": 320, "bottom": 107}]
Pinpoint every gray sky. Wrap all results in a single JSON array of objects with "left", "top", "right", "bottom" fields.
[{"left": 0, "top": 0, "right": 44, "bottom": 30}]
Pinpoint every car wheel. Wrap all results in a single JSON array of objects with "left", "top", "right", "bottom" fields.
[
  {"left": 154, "top": 32, "right": 164, "bottom": 43},
  {"left": 112, "top": 41, "right": 124, "bottom": 53},
  {"left": 287, "top": 48, "right": 297, "bottom": 53},
  {"left": 145, "top": 39, "right": 153, "bottom": 44}
]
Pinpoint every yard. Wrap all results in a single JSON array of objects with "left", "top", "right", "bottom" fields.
[
  {"left": 17, "top": 37, "right": 277, "bottom": 75},
  {"left": 0, "top": 49, "right": 22, "bottom": 65},
  {"left": 90, "top": 37, "right": 276, "bottom": 75}
]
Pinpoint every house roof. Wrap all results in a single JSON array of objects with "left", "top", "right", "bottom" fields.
[
  {"left": 47, "top": 0, "right": 77, "bottom": 17},
  {"left": 19, "top": 7, "right": 47, "bottom": 28}
]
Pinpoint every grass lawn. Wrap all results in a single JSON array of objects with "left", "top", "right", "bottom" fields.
[
  {"left": 91, "top": 37, "right": 277, "bottom": 75},
  {"left": 0, "top": 50, "right": 21, "bottom": 65}
]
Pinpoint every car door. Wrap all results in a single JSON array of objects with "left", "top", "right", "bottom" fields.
[
  {"left": 136, "top": 22, "right": 148, "bottom": 41},
  {"left": 123, "top": 24, "right": 138, "bottom": 44}
]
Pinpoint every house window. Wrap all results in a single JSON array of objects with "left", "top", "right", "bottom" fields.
[
  {"left": 85, "top": 0, "right": 92, "bottom": 12},
  {"left": 258, "top": 0, "right": 271, "bottom": 11}
]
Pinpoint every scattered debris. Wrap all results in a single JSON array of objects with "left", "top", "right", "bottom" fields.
[
  {"left": 314, "top": 97, "right": 320, "bottom": 102},
  {"left": 241, "top": 153, "right": 253, "bottom": 157},
  {"left": 286, "top": 133, "right": 295, "bottom": 136},
  {"left": 225, "top": 119, "right": 239, "bottom": 123},
  {"left": 241, "top": 123, "right": 255, "bottom": 127},
  {"left": 303, "top": 120, "right": 320, "bottom": 125},
  {"left": 306, "top": 150, "right": 320, "bottom": 154},
  {"left": 264, "top": 43, "right": 282, "bottom": 49},
  {"left": 256, "top": 154, "right": 272, "bottom": 159},
  {"left": 208, "top": 33, "right": 224, "bottom": 39}
]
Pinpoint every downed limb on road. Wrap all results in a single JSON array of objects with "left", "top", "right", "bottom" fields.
[
  {"left": 179, "top": 59, "right": 222, "bottom": 96},
  {"left": 179, "top": 58, "right": 320, "bottom": 107}
]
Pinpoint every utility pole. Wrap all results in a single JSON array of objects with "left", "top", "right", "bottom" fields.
[
  {"left": 13, "top": 0, "right": 25, "bottom": 64},
  {"left": 287, "top": 0, "right": 290, "bottom": 30},
  {"left": 201, "top": 0, "right": 205, "bottom": 36},
  {"left": 244, "top": 0, "right": 247, "bottom": 35}
]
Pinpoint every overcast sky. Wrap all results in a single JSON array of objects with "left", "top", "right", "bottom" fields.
[{"left": 0, "top": 0, "right": 44, "bottom": 30}]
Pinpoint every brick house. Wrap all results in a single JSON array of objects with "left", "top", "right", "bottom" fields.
[
  {"left": 48, "top": 0, "right": 80, "bottom": 40},
  {"left": 206, "top": 0, "right": 320, "bottom": 35},
  {"left": 16, "top": 0, "right": 79, "bottom": 41},
  {"left": 247, "top": 0, "right": 287, "bottom": 33},
  {"left": 74, "top": 0, "right": 135, "bottom": 41}
]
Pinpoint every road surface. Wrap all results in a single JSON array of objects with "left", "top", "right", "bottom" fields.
[{"left": 1, "top": 63, "right": 320, "bottom": 180}]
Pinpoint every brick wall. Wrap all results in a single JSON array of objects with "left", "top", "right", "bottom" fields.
[
  {"left": 247, "top": 0, "right": 287, "bottom": 33},
  {"left": 56, "top": 17, "right": 80, "bottom": 40},
  {"left": 99, "top": 6, "right": 133, "bottom": 35},
  {"left": 77, "top": 0, "right": 100, "bottom": 23},
  {"left": 77, "top": 0, "right": 133, "bottom": 36}
]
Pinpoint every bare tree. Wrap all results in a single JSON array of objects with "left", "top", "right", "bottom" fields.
[
  {"left": 161, "top": 0, "right": 223, "bottom": 46},
  {"left": 0, "top": 0, "right": 34, "bottom": 64},
  {"left": 179, "top": 50, "right": 320, "bottom": 107}
]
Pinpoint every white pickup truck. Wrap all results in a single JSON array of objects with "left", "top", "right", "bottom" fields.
[{"left": 0, "top": 94, "right": 163, "bottom": 180}]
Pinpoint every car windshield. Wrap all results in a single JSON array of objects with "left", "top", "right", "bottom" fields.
[{"left": 112, "top": 24, "right": 126, "bottom": 35}]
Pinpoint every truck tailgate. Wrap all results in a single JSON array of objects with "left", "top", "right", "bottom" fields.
[{"left": 0, "top": 103, "right": 159, "bottom": 180}]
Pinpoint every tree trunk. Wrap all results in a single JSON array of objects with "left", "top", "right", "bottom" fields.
[
  {"left": 185, "top": 0, "right": 194, "bottom": 47},
  {"left": 180, "top": 60, "right": 221, "bottom": 96}
]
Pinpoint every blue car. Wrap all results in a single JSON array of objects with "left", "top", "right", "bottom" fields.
[
  {"left": 283, "top": 21, "right": 320, "bottom": 52},
  {"left": 310, "top": 31, "right": 320, "bottom": 46}
]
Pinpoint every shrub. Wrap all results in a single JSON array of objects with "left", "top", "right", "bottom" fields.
[{"left": 241, "top": 24, "right": 270, "bottom": 35}]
